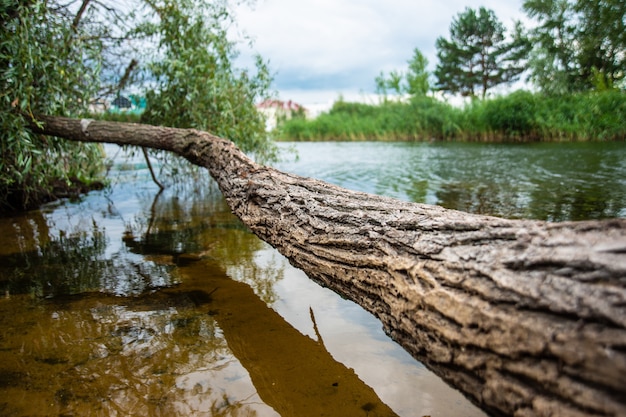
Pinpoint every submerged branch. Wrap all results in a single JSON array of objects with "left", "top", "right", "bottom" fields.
[{"left": 141, "top": 147, "right": 164, "bottom": 190}]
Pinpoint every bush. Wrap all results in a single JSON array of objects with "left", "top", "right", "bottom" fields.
[{"left": 482, "top": 91, "right": 539, "bottom": 140}]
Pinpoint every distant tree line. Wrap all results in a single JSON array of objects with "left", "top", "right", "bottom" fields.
[
  {"left": 376, "top": 1, "right": 625, "bottom": 99},
  {"left": 284, "top": 1, "right": 625, "bottom": 143}
]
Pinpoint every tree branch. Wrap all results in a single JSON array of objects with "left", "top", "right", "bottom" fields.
[
  {"left": 141, "top": 147, "right": 164, "bottom": 190},
  {"left": 71, "top": 0, "right": 91, "bottom": 33}
]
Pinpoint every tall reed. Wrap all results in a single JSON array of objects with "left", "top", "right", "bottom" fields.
[{"left": 277, "top": 90, "right": 626, "bottom": 142}]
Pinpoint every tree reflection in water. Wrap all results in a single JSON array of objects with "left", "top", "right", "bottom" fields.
[
  {"left": 0, "top": 173, "right": 400, "bottom": 416},
  {"left": 0, "top": 289, "right": 275, "bottom": 416}
]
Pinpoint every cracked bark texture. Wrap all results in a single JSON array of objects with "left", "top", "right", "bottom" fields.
[{"left": 33, "top": 115, "right": 626, "bottom": 416}]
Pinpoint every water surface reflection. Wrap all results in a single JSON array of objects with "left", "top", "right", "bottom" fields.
[
  {"left": 0, "top": 147, "right": 484, "bottom": 416},
  {"left": 276, "top": 141, "right": 626, "bottom": 220}
]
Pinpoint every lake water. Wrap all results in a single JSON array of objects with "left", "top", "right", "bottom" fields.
[
  {"left": 1, "top": 141, "right": 624, "bottom": 416},
  {"left": 277, "top": 141, "right": 626, "bottom": 221}
]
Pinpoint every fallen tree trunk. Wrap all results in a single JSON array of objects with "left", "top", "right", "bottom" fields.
[{"left": 32, "top": 115, "right": 626, "bottom": 416}]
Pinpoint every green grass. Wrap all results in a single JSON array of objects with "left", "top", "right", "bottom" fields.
[{"left": 277, "top": 90, "right": 626, "bottom": 142}]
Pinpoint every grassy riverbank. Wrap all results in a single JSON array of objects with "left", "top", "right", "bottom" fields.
[{"left": 277, "top": 90, "right": 626, "bottom": 142}]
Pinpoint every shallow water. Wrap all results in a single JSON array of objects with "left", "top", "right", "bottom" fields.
[
  {"left": 0, "top": 144, "right": 486, "bottom": 417},
  {"left": 1, "top": 140, "right": 624, "bottom": 416}
]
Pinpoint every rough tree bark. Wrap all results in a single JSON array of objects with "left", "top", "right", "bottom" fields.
[{"left": 32, "top": 115, "right": 626, "bottom": 417}]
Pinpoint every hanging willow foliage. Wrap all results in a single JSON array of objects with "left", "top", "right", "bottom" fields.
[
  {"left": 1, "top": 0, "right": 276, "bottom": 210},
  {"left": 0, "top": 0, "right": 105, "bottom": 210}
]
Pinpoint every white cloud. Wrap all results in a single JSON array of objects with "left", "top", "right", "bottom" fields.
[{"left": 232, "top": 0, "right": 528, "bottom": 105}]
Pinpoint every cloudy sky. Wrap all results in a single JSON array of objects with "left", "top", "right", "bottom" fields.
[{"left": 232, "top": 0, "right": 530, "bottom": 106}]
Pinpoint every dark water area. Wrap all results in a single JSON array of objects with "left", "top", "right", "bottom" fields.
[
  {"left": 276, "top": 141, "right": 626, "bottom": 221},
  {"left": 1, "top": 141, "right": 624, "bottom": 416}
]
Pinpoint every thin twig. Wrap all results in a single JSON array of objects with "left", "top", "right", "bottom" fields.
[{"left": 142, "top": 147, "right": 165, "bottom": 190}]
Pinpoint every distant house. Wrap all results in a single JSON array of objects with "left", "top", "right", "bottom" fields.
[
  {"left": 109, "top": 95, "right": 146, "bottom": 115},
  {"left": 256, "top": 99, "right": 308, "bottom": 131},
  {"left": 112, "top": 95, "right": 132, "bottom": 110},
  {"left": 87, "top": 95, "right": 146, "bottom": 115}
]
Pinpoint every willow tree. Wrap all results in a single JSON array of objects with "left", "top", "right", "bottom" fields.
[
  {"left": 0, "top": 0, "right": 105, "bottom": 210},
  {"left": 138, "top": 0, "right": 275, "bottom": 163},
  {"left": 0, "top": 0, "right": 274, "bottom": 210}
]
